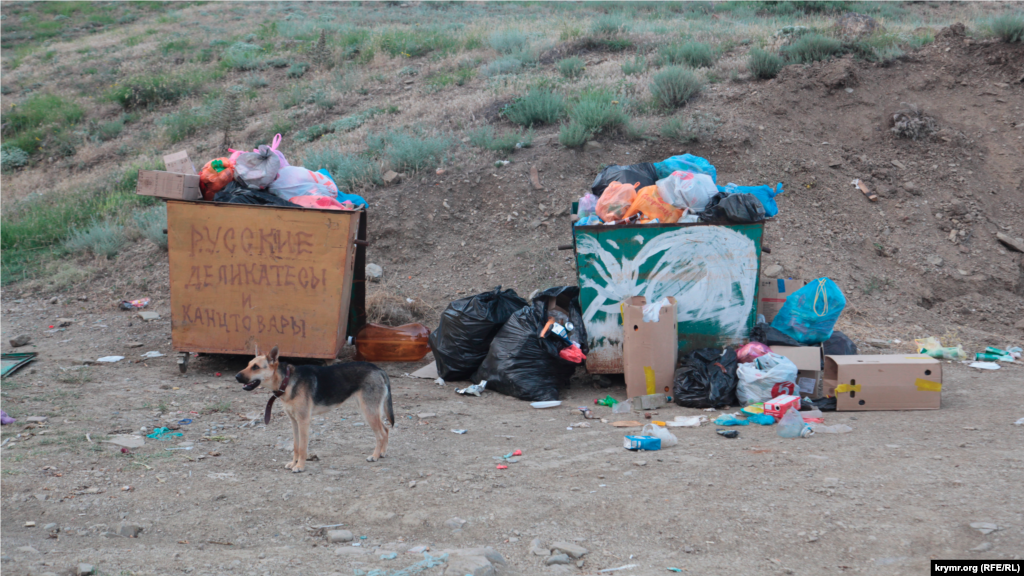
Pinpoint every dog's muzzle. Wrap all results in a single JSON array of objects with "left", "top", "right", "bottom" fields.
[{"left": 236, "top": 373, "right": 261, "bottom": 391}]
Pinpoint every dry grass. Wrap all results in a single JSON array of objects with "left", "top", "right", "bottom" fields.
[{"left": 366, "top": 282, "right": 436, "bottom": 326}]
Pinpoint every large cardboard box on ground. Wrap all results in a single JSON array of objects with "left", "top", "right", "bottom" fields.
[
  {"left": 823, "top": 355, "right": 942, "bottom": 411},
  {"left": 771, "top": 345, "right": 824, "bottom": 398},
  {"left": 137, "top": 170, "right": 201, "bottom": 201},
  {"left": 622, "top": 296, "right": 678, "bottom": 400},
  {"left": 757, "top": 278, "right": 805, "bottom": 323}
]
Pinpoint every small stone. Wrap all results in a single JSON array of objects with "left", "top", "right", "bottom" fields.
[
  {"left": 126, "top": 342, "right": 144, "bottom": 348},
  {"left": 926, "top": 255, "right": 943, "bottom": 267},
  {"left": 9, "top": 335, "right": 31, "bottom": 347},
  {"left": 584, "top": 141, "right": 602, "bottom": 150},
  {"left": 43, "top": 523, "right": 58, "bottom": 531},
  {"left": 24, "top": 521, "right": 36, "bottom": 528},
  {"left": 530, "top": 219, "right": 542, "bottom": 229},
  {"left": 969, "top": 522, "right": 999, "bottom": 535},
  {"left": 328, "top": 529, "right": 354, "bottom": 543},
  {"left": 118, "top": 522, "right": 144, "bottom": 538},
  {"left": 996, "top": 232, "right": 1024, "bottom": 253},
  {"left": 409, "top": 480, "right": 417, "bottom": 488},
  {"left": 26, "top": 416, "right": 48, "bottom": 423},
  {"left": 823, "top": 477, "right": 840, "bottom": 488},
  {"left": 546, "top": 554, "right": 572, "bottom": 566},
  {"left": 445, "top": 554, "right": 495, "bottom": 576},
  {"left": 763, "top": 264, "right": 784, "bottom": 278},
  {"left": 529, "top": 537, "right": 549, "bottom": 557},
  {"left": 549, "top": 541, "right": 588, "bottom": 559},
  {"left": 383, "top": 170, "right": 401, "bottom": 185},
  {"left": 16, "top": 546, "right": 39, "bottom": 554},
  {"left": 138, "top": 311, "right": 160, "bottom": 321},
  {"left": 970, "top": 542, "right": 993, "bottom": 552},
  {"left": 77, "top": 564, "right": 96, "bottom": 576},
  {"left": 445, "top": 517, "right": 467, "bottom": 529},
  {"left": 577, "top": 560, "right": 585, "bottom": 568},
  {"left": 417, "top": 413, "right": 437, "bottom": 419},
  {"left": 55, "top": 317, "right": 74, "bottom": 326},
  {"left": 365, "top": 263, "right": 383, "bottom": 282},
  {"left": 77, "top": 295, "right": 88, "bottom": 301},
  {"left": 828, "top": 160, "right": 842, "bottom": 168},
  {"left": 903, "top": 181, "right": 920, "bottom": 196},
  {"left": 891, "top": 159, "right": 906, "bottom": 170},
  {"left": 866, "top": 339, "right": 890, "bottom": 348},
  {"left": 408, "top": 545, "right": 429, "bottom": 554},
  {"left": 634, "top": 460, "right": 647, "bottom": 467},
  {"left": 49, "top": 297, "right": 59, "bottom": 304}
]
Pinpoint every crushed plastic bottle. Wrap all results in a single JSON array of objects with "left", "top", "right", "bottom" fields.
[{"left": 455, "top": 381, "right": 487, "bottom": 396}]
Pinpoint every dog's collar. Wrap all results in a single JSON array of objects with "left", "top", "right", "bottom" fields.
[{"left": 264, "top": 365, "right": 294, "bottom": 425}]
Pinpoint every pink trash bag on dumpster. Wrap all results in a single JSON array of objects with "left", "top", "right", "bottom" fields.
[
  {"left": 229, "top": 133, "right": 290, "bottom": 167},
  {"left": 269, "top": 166, "right": 339, "bottom": 200},
  {"left": 289, "top": 196, "right": 356, "bottom": 211},
  {"left": 737, "top": 341, "right": 771, "bottom": 363}
]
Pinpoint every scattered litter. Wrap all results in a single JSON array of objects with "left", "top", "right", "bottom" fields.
[
  {"left": 716, "top": 429, "right": 739, "bottom": 438},
  {"left": 380, "top": 552, "right": 398, "bottom": 560},
  {"left": 1014, "top": 418, "right": 1024, "bottom": 426},
  {"left": 530, "top": 401, "right": 561, "bottom": 409},
  {"left": 455, "top": 381, "right": 487, "bottom": 396},
  {"left": 451, "top": 429, "right": 467, "bottom": 435},
  {"left": 598, "top": 565, "right": 638, "bottom": 573},
  {"left": 2, "top": 352, "right": 37, "bottom": 378},
  {"left": 105, "top": 435, "right": 145, "bottom": 449},
  {"left": 97, "top": 356, "right": 124, "bottom": 363},
  {"left": 434, "top": 378, "right": 445, "bottom": 386},
  {"left": 852, "top": 178, "right": 877, "bottom": 202},
  {"left": 146, "top": 427, "right": 183, "bottom": 440},
  {"left": 178, "top": 419, "right": 193, "bottom": 425},
  {"left": 746, "top": 413, "right": 776, "bottom": 426},
  {"left": 624, "top": 435, "right": 661, "bottom": 451},
  {"left": 968, "top": 362, "right": 1000, "bottom": 370},
  {"left": 668, "top": 569, "right": 684, "bottom": 574},
  {"left": 595, "top": 396, "right": 618, "bottom": 406},
  {"left": 810, "top": 423, "right": 853, "bottom": 434},
  {"left": 611, "top": 421, "right": 643, "bottom": 428},
  {"left": 666, "top": 416, "right": 706, "bottom": 428},
  {"left": 120, "top": 298, "right": 150, "bottom": 310},
  {"left": 140, "top": 351, "right": 166, "bottom": 359},
  {"left": 138, "top": 311, "right": 161, "bottom": 321},
  {"left": 1, "top": 411, "right": 14, "bottom": 425},
  {"left": 496, "top": 464, "right": 508, "bottom": 469},
  {"left": 165, "top": 446, "right": 193, "bottom": 451},
  {"left": 714, "top": 413, "right": 749, "bottom": 426}
]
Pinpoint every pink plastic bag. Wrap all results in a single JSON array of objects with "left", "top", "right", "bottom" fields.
[
  {"left": 289, "top": 195, "right": 355, "bottom": 211},
  {"left": 269, "top": 166, "right": 339, "bottom": 200},
  {"left": 228, "top": 134, "right": 289, "bottom": 167},
  {"left": 737, "top": 341, "right": 771, "bottom": 364}
]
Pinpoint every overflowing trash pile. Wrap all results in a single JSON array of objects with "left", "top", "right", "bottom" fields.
[
  {"left": 576, "top": 153, "right": 782, "bottom": 226},
  {"left": 197, "top": 134, "right": 368, "bottom": 210}
]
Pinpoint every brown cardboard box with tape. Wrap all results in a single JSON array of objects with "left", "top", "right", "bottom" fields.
[
  {"left": 823, "top": 355, "right": 942, "bottom": 411},
  {"left": 622, "top": 296, "right": 677, "bottom": 400}
]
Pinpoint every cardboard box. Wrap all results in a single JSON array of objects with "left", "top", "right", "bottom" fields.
[
  {"left": 757, "top": 278, "right": 805, "bottom": 323},
  {"left": 163, "top": 150, "right": 197, "bottom": 176},
  {"left": 622, "top": 296, "right": 677, "bottom": 400},
  {"left": 764, "top": 394, "right": 801, "bottom": 419},
  {"left": 136, "top": 170, "right": 201, "bottom": 201},
  {"left": 823, "top": 355, "right": 942, "bottom": 411},
  {"left": 771, "top": 345, "right": 824, "bottom": 398}
]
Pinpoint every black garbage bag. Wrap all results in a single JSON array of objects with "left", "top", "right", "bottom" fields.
[
  {"left": 699, "top": 193, "right": 765, "bottom": 223},
  {"left": 429, "top": 287, "right": 527, "bottom": 381},
  {"left": 591, "top": 163, "right": 658, "bottom": 196},
  {"left": 672, "top": 348, "right": 739, "bottom": 408},
  {"left": 750, "top": 322, "right": 802, "bottom": 347},
  {"left": 213, "top": 181, "right": 292, "bottom": 206},
  {"left": 809, "top": 396, "right": 836, "bottom": 411},
  {"left": 472, "top": 286, "right": 586, "bottom": 401},
  {"left": 823, "top": 330, "right": 857, "bottom": 356}
]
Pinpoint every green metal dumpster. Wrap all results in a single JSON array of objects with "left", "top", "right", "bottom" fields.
[{"left": 571, "top": 220, "right": 764, "bottom": 374}]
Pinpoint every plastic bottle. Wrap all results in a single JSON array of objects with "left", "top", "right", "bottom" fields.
[
  {"left": 595, "top": 395, "right": 618, "bottom": 407},
  {"left": 354, "top": 323, "right": 431, "bottom": 362},
  {"left": 921, "top": 346, "right": 966, "bottom": 360},
  {"left": 975, "top": 352, "right": 1010, "bottom": 362}
]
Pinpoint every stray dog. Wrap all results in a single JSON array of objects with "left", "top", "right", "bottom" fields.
[{"left": 235, "top": 346, "right": 394, "bottom": 472}]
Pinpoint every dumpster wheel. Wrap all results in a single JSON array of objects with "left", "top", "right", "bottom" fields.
[{"left": 177, "top": 352, "right": 190, "bottom": 374}]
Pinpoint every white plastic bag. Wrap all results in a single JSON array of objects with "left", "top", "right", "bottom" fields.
[
  {"left": 235, "top": 145, "right": 282, "bottom": 189},
  {"left": 666, "top": 415, "right": 706, "bottom": 428},
  {"left": 656, "top": 170, "right": 718, "bottom": 211},
  {"left": 736, "top": 353, "right": 798, "bottom": 406},
  {"left": 642, "top": 423, "right": 678, "bottom": 447},
  {"left": 269, "top": 166, "right": 339, "bottom": 200},
  {"left": 777, "top": 407, "right": 811, "bottom": 438},
  {"left": 612, "top": 399, "right": 632, "bottom": 414},
  {"left": 642, "top": 297, "right": 671, "bottom": 323}
]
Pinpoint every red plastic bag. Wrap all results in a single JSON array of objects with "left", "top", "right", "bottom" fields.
[
  {"left": 558, "top": 344, "right": 586, "bottom": 364},
  {"left": 199, "top": 158, "right": 235, "bottom": 201},
  {"left": 595, "top": 181, "right": 638, "bottom": 222},
  {"left": 289, "top": 195, "right": 355, "bottom": 211},
  {"left": 737, "top": 341, "right": 771, "bottom": 364}
]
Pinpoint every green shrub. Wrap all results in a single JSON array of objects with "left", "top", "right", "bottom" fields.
[
  {"left": 95, "top": 117, "right": 125, "bottom": 141},
  {"left": 426, "top": 66, "right": 475, "bottom": 90},
  {"left": 987, "top": 13, "right": 1024, "bottom": 43},
  {"left": 278, "top": 84, "right": 306, "bottom": 109},
  {"left": 748, "top": 48, "right": 784, "bottom": 79},
  {"left": 303, "top": 148, "right": 381, "bottom": 190},
  {"left": 2, "top": 94, "right": 84, "bottom": 136},
  {"left": 784, "top": 33, "right": 843, "bottom": 63},
  {"left": 221, "top": 42, "right": 265, "bottom": 70},
  {"left": 558, "top": 121, "right": 591, "bottom": 148},
  {"left": 625, "top": 120, "right": 651, "bottom": 141},
  {"left": 160, "top": 105, "right": 212, "bottom": 144},
  {"left": 287, "top": 62, "right": 310, "bottom": 78},
  {"left": 660, "top": 111, "right": 721, "bottom": 143},
  {"left": 1, "top": 146, "right": 30, "bottom": 172},
  {"left": 489, "top": 29, "right": 529, "bottom": 54},
  {"left": 379, "top": 28, "right": 460, "bottom": 58},
  {"left": 621, "top": 55, "right": 647, "bottom": 76},
  {"left": 107, "top": 73, "right": 207, "bottom": 109},
  {"left": 367, "top": 129, "right": 452, "bottom": 173},
  {"left": 502, "top": 89, "right": 565, "bottom": 127},
  {"left": 245, "top": 74, "right": 269, "bottom": 88},
  {"left": 907, "top": 32, "right": 934, "bottom": 50},
  {"left": 659, "top": 42, "right": 714, "bottom": 68},
  {"left": 133, "top": 206, "right": 167, "bottom": 250},
  {"left": 467, "top": 126, "right": 533, "bottom": 155},
  {"left": 650, "top": 66, "right": 703, "bottom": 108},
  {"left": 557, "top": 56, "right": 585, "bottom": 80},
  {"left": 64, "top": 220, "right": 126, "bottom": 258},
  {"left": 569, "top": 89, "right": 627, "bottom": 134},
  {"left": 480, "top": 56, "right": 523, "bottom": 77},
  {"left": 591, "top": 14, "right": 629, "bottom": 36}
]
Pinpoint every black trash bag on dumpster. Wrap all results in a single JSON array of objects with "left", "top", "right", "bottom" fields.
[
  {"left": 672, "top": 348, "right": 739, "bottom": 409},
  {"left": 429, "top": 287, "right": 528, "bottom": 381},
  {"left": 591, "top": 163, "right": 658, "bottom": 196},
  {"left": 471, "top": 286, "right": 587, "bottom": 401},
  {"left": 214, "top": 181, "right": 292, "bottom": 206},
  {"left": 823, "top": 330, "right": 858, "bottom": 356},
  {"left": 700, "top": 192, "right": 766, "bottom": 223},
  {"left": 750, "top": 322, "right": 802, "bottom": 347}
]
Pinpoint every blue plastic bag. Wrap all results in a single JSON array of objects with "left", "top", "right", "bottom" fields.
[
  {"left": 746, "top": 413, "right": 776, "bottom": 426},
  {"left": 771, "top": 278, "right": 846, "bottom": 345},
  {"left": 654, "top": 154, "right": 717, "bottom": 183},
  {"left": 316, "top": 168, "right": 368, "bottom": 208},
  {"left": 714, "top": 414, "right": 749, "bottom": 426},
  {"left": 718, "top": 182, "right": 783, "bottom": 218}
]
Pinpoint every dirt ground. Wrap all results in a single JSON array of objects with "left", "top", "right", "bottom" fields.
[
  {"left": 0, "top": 303, "right": 1023, "bottom": 576},
  {"left": 3, "top": 19, "right": 1024, "bottom": 576}
]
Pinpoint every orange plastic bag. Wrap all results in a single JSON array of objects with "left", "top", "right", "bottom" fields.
[
  {"left": 595, "top": 181, "right": 638, "bottom": 222},
  {"left": 199, "top": 158, "right": 235, "bottom": 201},
  {"left": 624, "top": 185, "right": 683, "bottom": 223}
]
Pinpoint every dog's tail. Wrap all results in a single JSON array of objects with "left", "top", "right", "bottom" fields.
[{"left": 383, "top": 371, "right": 395, "bottom": 428}]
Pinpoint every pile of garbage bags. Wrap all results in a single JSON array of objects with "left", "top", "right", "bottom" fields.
[
  {"left": 577, "top": 153, "right": 782, "bottom": 226},
  {"left": 431, "top": 286, "right": 588, "bottom": 402},
  {"left": 198, "top": 134, "right": 368, "bottom": 211}
]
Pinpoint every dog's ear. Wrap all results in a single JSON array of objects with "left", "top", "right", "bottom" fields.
[{"left": 267, "top": 346, "right": 279, "bottom": 365}]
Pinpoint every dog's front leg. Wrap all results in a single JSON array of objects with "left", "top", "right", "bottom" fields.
[
  {"left": 285, "top": 413, "right": 300, "bottom": 470},
  {"left": 291, "top": 409, "right": 311, "bottom": 473}
]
